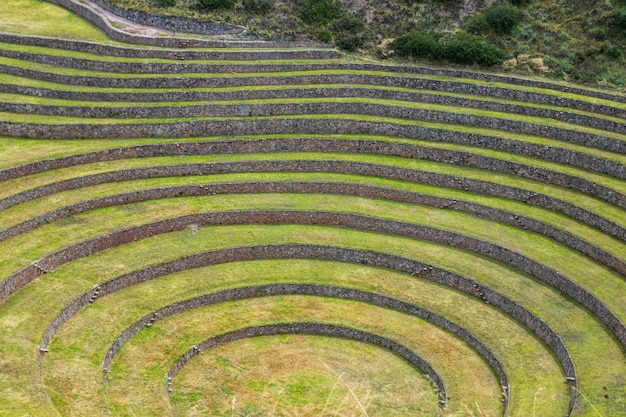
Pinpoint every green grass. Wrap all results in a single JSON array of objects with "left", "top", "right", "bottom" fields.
[
  {"left": 168, "top": 335, "right": 441, "bottom": 416},
  {"left": 2, "top": 221, "right": 603, "bottom": 416},
  {"left": 2, "top": 107, "right": 625, "bottom": 158},
  {"left": 1, "top": 183, "right": 620, "bottom": 416},
  {"left": 9, "top": 169, "right": 626, "bottom": 264},
  {"left": 41, "top": 254, "right": 558, "bottom": 417},
  {"left": 0, "top": 165, "right": 622, "bottom": 416},
  {"left": 1, "top": 186, "right": 624, "bottom": 318},
  {"left": 0, "top": 0, "right": 113, "bottom": 42},
  {"left": 0, "top": 42, "right": 341, "bottom": 65}
]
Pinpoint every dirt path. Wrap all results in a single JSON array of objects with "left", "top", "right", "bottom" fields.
[{"left": 78, "top": 0, "right": 245, "bottom": 39}]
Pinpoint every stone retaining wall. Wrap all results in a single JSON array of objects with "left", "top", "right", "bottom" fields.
[
  {"left": 3, "top": 210, "right": 623, "bottom": 376},
  {"left": 3, "top": 83, "right": 624, "bottom": 135},
  {"left": 88, "top": 0, "right": 246, "bottom": 36},
  {"left": 99, "top": 284, "right": 506, "bottom": 408},
  {"left": 1, "top": 142, "right": 623, "bottom": 217},
  {"left": 1, "top": 115, "right": 624, "bottom": 160},
  {"left": 0, "top": 33, "right": 339, "bottom": 59},
  {"left": 0, "top": 39, "right": 339, "bottom": 62},
  {"left": 3, "top": 61, "right": 625, "bottom": 121},
  {"left": 3, "top": 99, "right": 626, "bottom": 162},
  {"left": 1, "top": 149, "right": 624, "bottom": 241},
  {"left": 166, "top": 322, "right": 449, "bottom": 408},
  {"left": 38, "top": 244, "right": 576, "bottom": 414},
  {"left": 2, "top": 181, "right": 624, "bottom": 278},
  {"left": 4, "top": 20, "right": 625, "bottom": 105}
]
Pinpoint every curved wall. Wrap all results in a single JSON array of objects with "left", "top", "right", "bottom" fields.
[
  {"left": 1, "top": 181, "right": 624, "bottom": 278},
  {"left": 2, "top": 155, "right": 624, "bottom": 242},
  {"left": 166, "top": 322, "right": 449, "bottom": 409}
]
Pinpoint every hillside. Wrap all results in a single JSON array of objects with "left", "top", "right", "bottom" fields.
[{"left": 102, "top": 0, "right": 626, "bottom": 89}]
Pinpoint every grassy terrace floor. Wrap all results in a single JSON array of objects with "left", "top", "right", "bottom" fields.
[{"left": 1, "top": 1, "right": 626, "bottom": 416}]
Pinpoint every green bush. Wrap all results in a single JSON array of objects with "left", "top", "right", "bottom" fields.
[
  {"left": 297, "top": 0, "right": 342, "bottom": 24},
  {"left": 155, "top": 0, "right": 176, "bottom": 6},
  {"left": 332, "top": 16, "right": 368, "bottom": 51},
  {"left": 443, "top": 31, "right": 504, "bottom": 66},
  {"left": 195, "top": 0, "right": 235, "bottom": 11},
  {"left": 336, "top": 34, "right": 363, "bottom": 51},
  {"left": 588, "top": 27, "right": 607, "bottom": 40},
  {"left": 392, "top": 31, "right": 503, "bottom": 66},
  {"left": 333, "top": 16, "right": 365, "bottom": 33},
  {"left": 485, "top": 4, "right": 523, "bottom": 34},
  {"left": 315, "top": 27, "right": 333, "bottom": 43},
  {"left": 464, "top": 12, "right": 489, "bottom": 34},
  {"left": 243, "top": 0, "right": 273, "bottom": 13},
  {"left": 608, "top": 7, "right": 626, "bottom": 37},
  {"left": 391, "top": 32, "right": 442, "bottom": 59},
  {"left": 601, "top": 42, "right": 623, "bottom": 59}
]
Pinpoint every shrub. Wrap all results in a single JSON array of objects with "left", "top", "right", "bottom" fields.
[
  {"left": 155, "top": 0, "right": 176, "bottom": 6},
  {"left": 195, "top": 0, "right": 235, "bottom": 11},
  {"left": 608, "top": 7, "right": 626, "bottom": 37},
  {"left": 333, "top": 17, "right": 368, "bottom": 51},
  {"left": 485, "top": 4, "right": 523, "bottom": 34},
  {"left": 588, "top": 27, "right": 608, "bottom": 40},
  {"left": 443, "top": 31, "right": 504, "bottom": 66},
  {"left": 392, "top": 30, "right": 504, "bottom": 67},
  {"left": 391, "top": 32, "right": 442, "bottom": 59},
  {"left": 297, "top": 0, "right": 342, "bottom": 24},
  {"left": 243, "top": 0, "right": 273, "bottom": 13},
  {"left": 464, "top": 12, "right": 489, "bottom": 34},
  {"left": 315, "top": 27, "right": 333, "bottom": 43},
  {"left": 336, "top": 34, "right": 363, "bottom": 51},
  {"left": 601, "top": 42, "right": 623, "bottom": 59},
  {"left": 333, "top": 16, "right": 365, "bottom": 33}
]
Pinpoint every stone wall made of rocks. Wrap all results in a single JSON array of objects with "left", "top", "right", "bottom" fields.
[
  {"left": 5, "top": 19, "right": 625, "bottom": 105},
  {"left": 4, "top": 210, "right": 622, "bottom": 373},
  {"left": 0, "top": 33, "right": 338, "bottom": 59},
  {"left": 0, "top": 36, "right": 339, "bottom": 62},
  {"left": 89, "top": 0, "right": 246, "bottom": 36},
  {"left": 1, "top": 128, "right": 623, "bottom": 211},
  {"left": 42, "top": 0, "right": 327, "bottom": 48},
  {"left": 1, "top": 148, "right": 624, "bottom": 240},
  {"left": 3, "top": 95, "right": 625, "bottom": 161},
  {"left": 2, "top": 52, "right": 625, "bottom": 119},
  {"left": 166, "top": 322, "right": 449, "bottom": 409},
  {"left": 105, "top": 284, "right": 505, "bottom": 406},
  {"left": 2, "top": 82, "right": 623, "bottom": 135},
  {"left": 2, "top": 181, "right": 623, "bottom": 277},
  {"left": 38, "top": 245, "right": 575, "bottom": 413}
]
